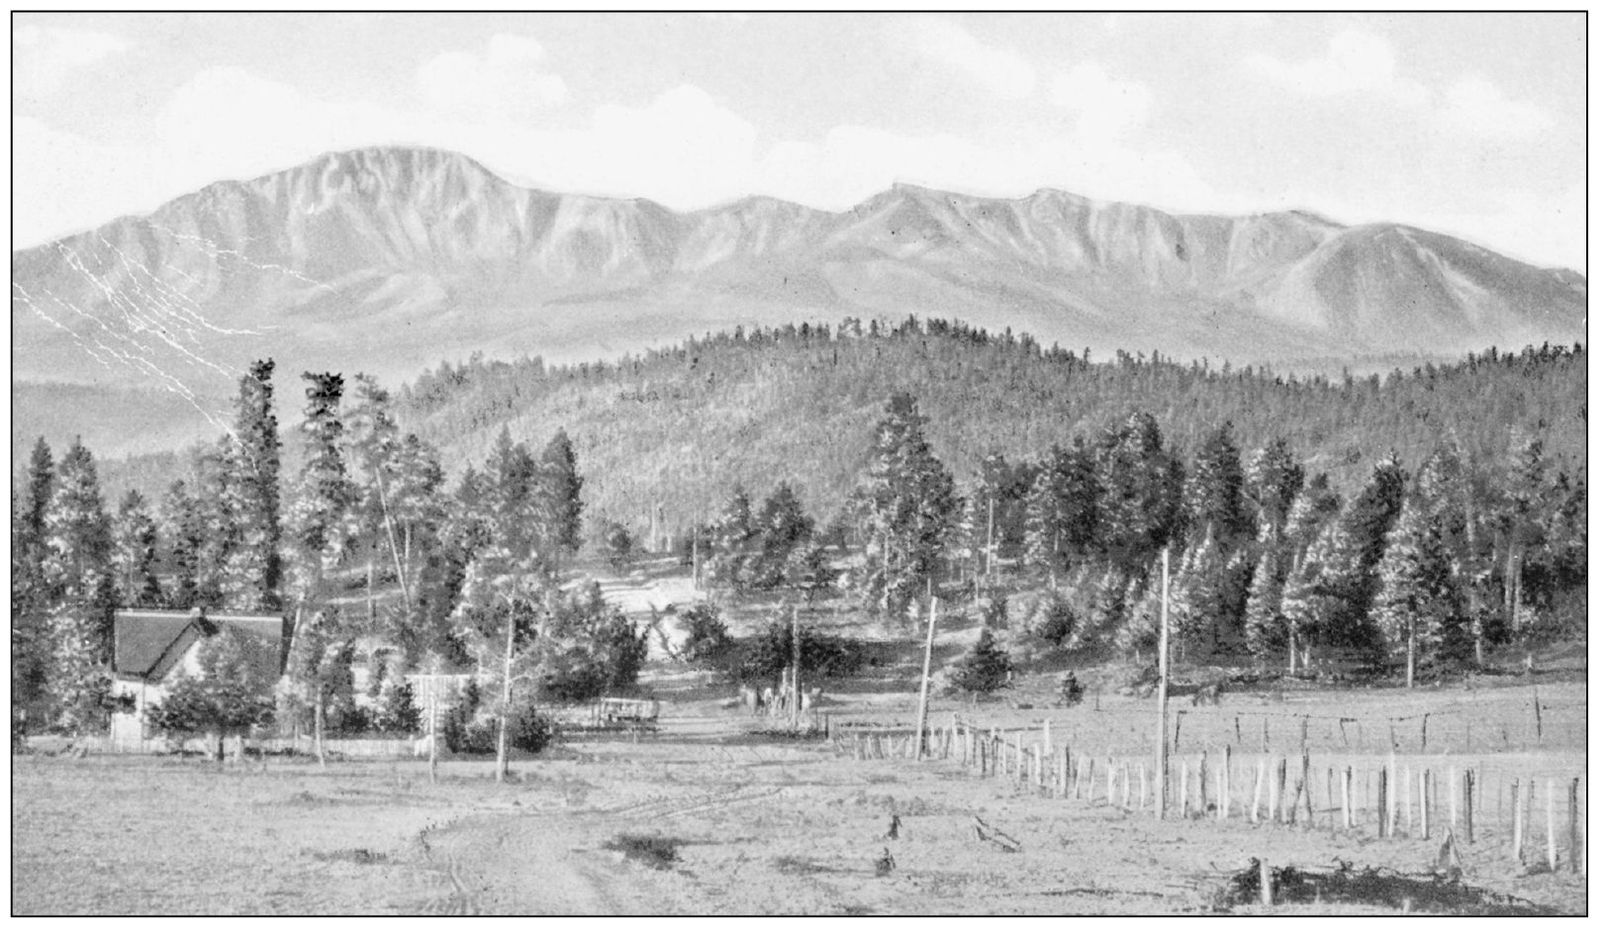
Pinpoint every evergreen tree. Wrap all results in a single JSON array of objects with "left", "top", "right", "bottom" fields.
[
  {"left": 288, "top": 372, "right": 354, "bottom": 601},
  {"left": 159, "top": 479, "right": 206, "bottom": 609},
  {"left": 536, "top": 430, "right": 585, "bottom": 557},
  {"left": 220, "top": 359, "right": 283, "bottom": 611},
  {"left": 1094, "top": 411, "right": 1182, "bottom": 573},
  {"left": 1299, "top": 456, "right": 1408, "bottom": 658},
  {"left": 1371, "top": 498, "right": 1471, "bottom": 684},
  {"left": 12, "top": 438, "right": 56, "bottom": 724},
  {"left": 41, "top": 438, "right": 117, "bottom": 732},
  {"left": 1181, "top": 422, "right": 1252, "bottom": 544},
  {"left": 1242, "top": 542, "right": 1289, "bottom": 665},
  {"left": 752, "top": 482, "right": 814, "bottom": 589},
  {"left": 111, "top": 489, "right": 162, "bottom": 608},
  {"left": 953, "top": 628, "right": 1013, "bottom": 695},
  {"left": 855, "top": 393, "right": 957, "bottom": 618},
  {"left": 1245, "top": 437, "right": 1306, "bottom": 540}
]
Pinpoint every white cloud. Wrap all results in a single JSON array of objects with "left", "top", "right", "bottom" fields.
[
  {"left": 418, "top": 34, "right": 568, "bottom": 122},
  {"left": 1438, "top": 76, "right": 1553, "bottom": 139},
  {"left": 907, "top": 16, "right": 1035, "bottom": 100},
  {"left": 12, "top": 24, "right": 131, "bottom": 99},
  {"left": 1048, "top": 63, "right": 1153, "bottom": 140},
  {"left": 1247, "top": 29, "right": 1429, "bottom": 106}
]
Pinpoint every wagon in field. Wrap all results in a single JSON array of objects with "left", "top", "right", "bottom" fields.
[{"left": 592, "top": 697, "right": 660, "bottom": 730}]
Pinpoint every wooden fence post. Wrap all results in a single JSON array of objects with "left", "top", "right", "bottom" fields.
[
  {"left": 1108, "top": 756, "right": 1118, "bottom": 806},
  {"left": 1219, "top": 748, "right": 1230, "bottom": 821},
  {"left": 1568, "top": 777, "right": 1581, "bottom": 873},
  {"left": 1302, "top": 752, "right": 1314, "bottom": 825},
  {"left": 1420, "top": 713, "right": 1429, "bottom": 752},
  {"left": 1447, "top": 764, "right": 1458, "bottom": 841},
  {"left": 1326, "top": 767, "right": 1335, "bottom": 829},
  {"left": 1547, "top": 778, "right": 1558, "bottom": 871},
  {"left": 1512, "top": 779, "right": 1524, "bottom": 863},
  {"left": 1464, "top": 769, "right": 1475, "bottom": 846},
  {"left": 1419, "top": 768, "right": 1430, "bottom": 840},
  {"left": 1274, "top": 758, "right": 1287, "bottom": 823},
  {"left": 1179, "top": 754, "right": 1190, "bottom": 818},
  {"left": 1137, "top": 761, "right": 1147, "bottom": 812},
  {"left": 1122, "top": 762, "right": 1133, "bottom": 810},
  {"left": 1337, "top": 761, "right": 1350, "bottom": 829},
  {"left": 1378, "top": 767, "right": 1388, "bottom": 838},
  {"left": 1251, "top": 759, "right": 1265, "bottom": 824},
  {"left": 1532, "top": 688, "right": 1543, "bottom": 744},
  {"left": 1386, "top": 751, "right": 1397, "bottom": 836},
  {"left": 1197, "top": 752, "right": 1208, "bottom": 818}
]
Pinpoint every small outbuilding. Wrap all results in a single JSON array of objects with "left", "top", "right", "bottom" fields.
[{"left": 109, "top": 608, "right": 289, "bottom": 751}]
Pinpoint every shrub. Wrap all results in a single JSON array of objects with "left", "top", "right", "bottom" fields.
[
  {"left": 733, "top": 617, "right": 867, "bottom": 683},
  {"left": 953, "top": 629, "right": 1013, "bottom": 695},
  {"left": 1029, "top": 594, "right": 1079, "bottom": 648},
  {"left": 679, "top": 603, "right": 734, "bottom": 667},
  {"left": 1058, "top": 672, "right": 1084, "bottom": 706},
  {"left": 374, "top": 680, "right": 422, "bottom": 736},
  {"left": 508, "top": 703, "right": 556, "bottom": 754}
]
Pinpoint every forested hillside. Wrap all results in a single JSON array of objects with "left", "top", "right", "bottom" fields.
[{"left": 390, "top": 316, "right": 1586, "bottom": 541}]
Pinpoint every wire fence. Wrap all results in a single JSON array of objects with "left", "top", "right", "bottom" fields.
[{"left": 831, "top": 713, "right": 1585, "bottom": 881}]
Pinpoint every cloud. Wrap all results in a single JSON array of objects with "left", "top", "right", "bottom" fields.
[
  {"left": 418, "top": 34, "right": 568, "bottom": 121},
  {"left": 1247, "top": 29, "right": 1428, "bottom": 106},
  {"left": 12, "top": 24, "right": 131, "bottom": 99},
  {"left": 1438, "top": 76, "right": 1553, "bottom": 139},
  {"left": 907, "top": 16, "right": 1035, "bottom": 100},
  {"left": 1048, "top": 63, "right": 1153, "bottom": 140}
]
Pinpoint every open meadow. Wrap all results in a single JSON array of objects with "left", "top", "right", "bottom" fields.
[{"left": 12, "top": 669, "right": 1585, "bottom": 916}]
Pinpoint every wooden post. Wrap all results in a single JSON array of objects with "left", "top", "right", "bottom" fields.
[
  {"left": 1568, "top": 777, "right": 1581, "bottom": 873},
  {"left": 1421, "top": 714, "right": 1429, "bottom": 752},
  {"left": 1274, "top": 758, "right": 1287, "bottom": 823},
  {"left": 1108, "top": 756, "right": 1118, "bottom": 805},
  {"left": 1378, "top": 767, "right": 1388, "bottom": 838},
  {"left": 913, "top": 599, "right": 937, "bottom": 756},
  {"left": 1447, "top": 764, "right": 1458, "bottom": 841},
  {"left": 1418, "top": 768, "right": 1429, "bottom": 840},
  {"left": 1532, "top": 687, "right": 1543, "bottom": 744},
  {"left": 1015, "top": 732, "right": 1025, "bottom": 782},
  {"left": 1342, "top": 766, "right": 1354, "bottom": 830},
  {"left": 1302, "top": 752, "right": 1314, "bottom": 824},
  {"left": 1547, "top": 778, "right": 1558, "bottom": 871},
  {"left": 1179, "top": 754, "right": 1190, "bottom": 818},
  {"left": 1262, "top": 717, "right": 1270, "bottom": 753},
  {"left": 1251, "top": 759, "right": 1265, "bottom": 824},
  {"left": 1259, "top": 857, "right": 1274, "bottom": 905},
  {"left": 428, "top": 684, "right": 439, "bottom": 785},
  {"left": 1386, "top": 751, "right": 1397, "bottom": 836},
  {"left": 1197, "top": 752, "right": 1208, "bottom": 818},
  {"left": 1512, "top": 779, "right": 1524, "bottom": 863},
  {"left": 1122, "top": 762, "right": 1132, "bottom": 809},
  {"left": 1219, "top": 748, "right": 1230, "bottom": 820},
  {"left": 1138, "top": 761, "right": 1148, "bottom": 811},
  {"left": 1059, "top": 745, "right": 1069, "bottom": 798},
  {"left": 1042, "top": 717, "right": 1052, "bottom": 761},
  {"left": 1326, "top": 767, "right": 1334, "bottom": 829},
  {"left": 1155, "top": 546, "right": 1170, "bottom": 820},
  {"left": 1464, "top": 769, "right": 1475, "bottom": 846}
]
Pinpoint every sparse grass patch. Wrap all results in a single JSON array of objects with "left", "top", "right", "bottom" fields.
[{"left": 603, "top": 833, "right": 684, "bottom": 870}]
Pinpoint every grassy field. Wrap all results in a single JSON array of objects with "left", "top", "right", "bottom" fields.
[{"left": 12, "top": 671, "right": 1585, "bottom": 915}]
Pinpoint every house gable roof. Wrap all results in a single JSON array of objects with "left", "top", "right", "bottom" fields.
[{"left": 113, "top": 610, "right": 287, "bottom": 682}]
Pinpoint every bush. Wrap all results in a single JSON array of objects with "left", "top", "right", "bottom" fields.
[
  {"left": 508, "top": 703, "right": 556, "bottom": 754},
  {"left": 1029, "top": 594, "right": 1079, "bottom": 648},
  {"left": 679, "top": 603, "right": 734, "bottom": 667},
  {"left": 733, "top": 617, "right": 867, "bottom": 683},
  {"left": 953, "top": 629, "right": 1013, "bottom": 695},
  {"left": 374, "top": 680, "right": 422, "bottom": 736}
]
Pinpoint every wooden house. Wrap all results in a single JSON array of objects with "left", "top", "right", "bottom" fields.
[{"left": 109, "top": 608, "right": 288, "bottom": 751}]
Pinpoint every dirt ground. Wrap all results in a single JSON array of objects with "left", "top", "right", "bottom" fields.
[{"left": 11, "top": 677, "right": 1585, "bottom": 915}]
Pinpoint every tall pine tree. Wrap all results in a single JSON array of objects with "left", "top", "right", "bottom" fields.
[{"left": 221, "top": 359, "right": 283, "bottom": 611}]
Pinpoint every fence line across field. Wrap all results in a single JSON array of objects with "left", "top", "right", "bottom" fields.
[{"left": 831, "top": 715, "right": 1584, "bottom": 878}]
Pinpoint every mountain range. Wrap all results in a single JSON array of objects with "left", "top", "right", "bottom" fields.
[{"left": 10, "top": 145, "right": 1587, "bottom": 458}]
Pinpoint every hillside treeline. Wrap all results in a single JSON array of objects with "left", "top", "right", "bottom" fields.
[{"left": 392, "top": 316, "right": 1586, "bottom": 544}]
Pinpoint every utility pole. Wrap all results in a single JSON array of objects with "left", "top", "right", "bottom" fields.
[
  {"left": 915, "top": 597, "right": 939, "bottom": 757},
  {"left": 1155, "top": 547, "right": 1171, "bottom": 820}
]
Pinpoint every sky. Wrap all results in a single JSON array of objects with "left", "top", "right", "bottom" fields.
[{"left": 11, "top": 12, "right": 1588, "bottom": 271}]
